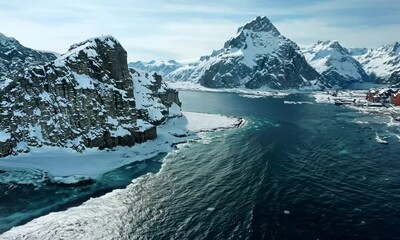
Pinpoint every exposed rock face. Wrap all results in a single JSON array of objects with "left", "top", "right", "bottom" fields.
[
  {"left": 128, "top": 60, "right": 183, "bottom": 76},
  {"left": 302, "top": 40, "right": 370, "bottom": 87},
  {"left": 349, "top": 42, "right": 400, "bottom": 83},
  {"left": 0, "top": 36, "right": 181, "bottom": 157},
  {"left": 0, "top": 32, "right": 57, "bottom": 85},
  {"left": 165, "top": 16, "right": 327, "bottom": 90}
]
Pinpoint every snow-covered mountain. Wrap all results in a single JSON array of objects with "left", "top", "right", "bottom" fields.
[
  {"left": 0, "top": 36, "right": 181, "bottom": 157},
  {"left": 128, "top": 60, "right": 183, "bottom": 76},
  {"left": 0, "top": 32, "right": 57, "bottom": 82},
  {"left": 166, "top": 16, "right": 327, "bottom": 90},
  {"left": 349, "top": 42, "right": 400, "bottom": 83},
  {"left": 302, "top": 40, "right": 370, "bottom": 87}
]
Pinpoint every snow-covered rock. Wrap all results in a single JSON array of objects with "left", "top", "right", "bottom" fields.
[
  {"left": 128, "top": 60, "right": 183, "bottom": 76},
  {"left": 0, "top": 32, "right": 58, "bottom": 89},
  {"left": 130, "top": 68, "right": 181, "bottom": 124},
  {"left": 0, "top": 35, "right": 181, "bottom": 157},
  {"left": 349, "top": 42, "right": 400, "bottom": 83},
  {"left": 302, "top": 40, "right": 370, "bottom": 87},
  {"left": 165, "top": 16, "right": 327, "bottom": 90}
]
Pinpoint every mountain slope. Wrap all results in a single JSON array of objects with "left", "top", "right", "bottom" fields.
[
  {"left": 0, "top": 36, "right": 181, "bottom": 157},
  {"left": 349, "top": 42, "right": 400, "bottom": 83},
  {"left": 166, "top": 16, "right": 327, "bottom": 90},
  {"left": 0, "top": 32, "right": 57, "bottom": 85},
  {"left": 302, "top": 40, "right": 370, "bottom": 87}
]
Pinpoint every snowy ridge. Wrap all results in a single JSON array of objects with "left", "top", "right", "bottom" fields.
[
  {"left": 0, "top": 32, "right": 57, "bottom": 87},
  {"left": 302, "top": 40, "right": 370, "bottom": 87},
  {"left": 129, "top": 60, "right": 183, "bottom": 76},
  {"left": 349, "top": 42, "right": 400, "bottom": 82}
]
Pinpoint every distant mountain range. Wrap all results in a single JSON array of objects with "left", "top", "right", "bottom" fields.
[
  {"left": 348, "top": 42, "right": 400, "bottom": 84},
  {"left": 130, "top": 17, "right": 400, "bottom": 89},
  {"left": 128, "top": 60, "right": 183, "bottom": 76}
]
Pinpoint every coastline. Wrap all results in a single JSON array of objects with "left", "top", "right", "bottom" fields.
[
  {"left": 0, "top": 111, "right": 245, "bottom": 185},
  {"left": 0, "top": 112, "right": 247, "bottom": 239}
]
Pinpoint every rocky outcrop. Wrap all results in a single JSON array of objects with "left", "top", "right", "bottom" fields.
[
  {"left": 130, "top": 68, "right": 181, "bottom": 125},
  {"left": 0, "top": 36, "right": 181, "bottom": 157},
  {"left": 165, "top": 16, "right": 327, "bottom": 90},
  {"left": 302, "top": 40, "right": 370, "bottom": 87}
]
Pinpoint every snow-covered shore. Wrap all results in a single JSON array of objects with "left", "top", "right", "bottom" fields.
[
  {"left": 168, "top": 81, "right": 297, "bottom": 98},
  {"left": 313, "top": 90, "right": 400, "bottom": 118},
  {"left": 0, "top": 111, "right": 244, "bottom": 185},
  {"left": 0, "top": 111, "right": 245, "bottom": 239}
]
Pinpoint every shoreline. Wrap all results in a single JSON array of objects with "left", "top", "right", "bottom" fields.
[
  {"left": 313, "top": 90, "right": 400, "bottom": 123},
  {"left": 0, "top": 111, "right": 245, "bottom": 185},
  {"left": 0, "top": 110, "right": 246, "bottom": 238}
]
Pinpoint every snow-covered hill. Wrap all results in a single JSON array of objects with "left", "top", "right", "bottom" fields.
[
  {"left": 128, "top": 60, "right": 183, "bottom": 76},
  {"left": 349, "top": 42, "right": 400, "bottom": 83},
  {"left": 0, "top": 36, "right": 181, "bottom": 157},
  {"left": 166, "top": 16, "right": 327, "bottom": 90},
  {"left": 302, "top": 40, "right": 370, "bottom": 87}
]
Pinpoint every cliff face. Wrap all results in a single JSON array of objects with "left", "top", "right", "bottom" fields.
[{"left": 0, "top": 36, "right": 181, "bottom": 157}]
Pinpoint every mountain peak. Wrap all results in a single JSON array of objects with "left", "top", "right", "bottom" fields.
[
  {"left": 68, "top": 35, "right": 120, "bottom": 52},
  {"left": 314, "top": 40, "right": 348, "bottom": 55},
  {"left": 238, "top": 16, "right": 280, "bottom": 35},
  {"left": 59, "top": 35, "right": 125, "bottom": 64}
]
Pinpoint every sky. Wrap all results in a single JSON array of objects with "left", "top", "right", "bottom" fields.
[{"left": 0, "top": 0, "right": 399, "bottom": 62}]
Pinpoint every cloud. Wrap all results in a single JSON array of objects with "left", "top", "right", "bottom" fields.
[
  {"left": 275, "top": 18, "right": 400, "bottom": 48},
  {"left": 0, "top": 0, "right": 399, "bottom": 61}
]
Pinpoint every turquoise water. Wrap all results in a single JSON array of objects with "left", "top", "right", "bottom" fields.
[{"left": 2, "top": 91, "right": 400, "bottom": 239}]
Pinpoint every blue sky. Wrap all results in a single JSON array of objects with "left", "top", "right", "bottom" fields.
[{"left": 0, "top": 0, "right": 399, "bottom": 62}]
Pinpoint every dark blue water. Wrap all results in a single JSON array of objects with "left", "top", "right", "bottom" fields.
[
  {"left": 0, "top": 155, "right": 164, "bottom": 233},
  {"left": 117, "top": 91, "right": 400, "bottom": 240},
  {"left": 2, "top": 91, "right": 400, "bottom": 239}
]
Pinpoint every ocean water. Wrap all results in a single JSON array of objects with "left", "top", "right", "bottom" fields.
[{"left": 2, "top": 91, "right": 400, "bottom": 239}]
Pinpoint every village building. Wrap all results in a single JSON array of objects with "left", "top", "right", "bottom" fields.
[
  {"left": 366, "top": 89, "right": 400, "bottom": 105},
  {"left": 391, "top": 90, "right": 400, "bottom": 106}
]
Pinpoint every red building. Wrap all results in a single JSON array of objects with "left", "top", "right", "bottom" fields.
[{"left": 391, "top": 91, "right": 400, "bottom": 106}]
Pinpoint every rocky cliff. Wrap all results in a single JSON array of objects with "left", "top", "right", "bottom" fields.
[
  {"left": 165, "top": 16, "right": 327, "bottom": 90},
  {"left": 302, "top": 40, "right": 370, "bottom": 87},
  {"left": 0, "top": 36, "right": 181, "bottom": 157}
]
